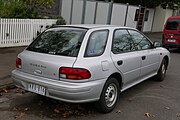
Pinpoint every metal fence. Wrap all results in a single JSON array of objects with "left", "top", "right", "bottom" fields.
[{"left": 0, "top": 19, "right": 56, "bottom": 48}]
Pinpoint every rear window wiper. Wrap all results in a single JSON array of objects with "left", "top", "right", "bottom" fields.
[{"left": 27, "top": 47, "right": 49, "bottom": 53}]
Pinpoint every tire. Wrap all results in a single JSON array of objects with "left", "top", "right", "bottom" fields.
[
  {"left": 96, "top": 77, "right": 120, "bottom": 113},
  {"left": 155, "top": 59, "right": 167, "bottom": 81}
]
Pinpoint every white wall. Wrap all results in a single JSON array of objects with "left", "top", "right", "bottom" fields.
[
  {"left": 61, "top": 0, "right": 156, "bottom": 32},
  {"left": 111, "top": 3, "right": 126, "bottom": 26},
  {"left": 164, "top": 9, "right": 173, "bottom": 24},
  {"left": 61, "top": 0, "right": 71, "bottom": 24},
  {"left": 152, "top": 6, "right": 173, "bottom": 32},
  {"left": 143, "top": 9, "right": 155, "bottom": 32},
  {"left": 84, "top": 1, "right": 96, "bottom": 24},
  {"left": 96, "top": 2, "right": 109, "bottom": 24},
  {"left": 126, "top": 6, "right": 138, "bottom": 28},
  {"left": 72, "top": 0, "right": 83, "bottom": 24},
  {"left": 152, "top": 6, "right": 166, "bottom": 32}
]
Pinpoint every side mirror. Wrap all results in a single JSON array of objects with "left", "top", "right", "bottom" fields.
[{"left": 153, "top": 41, "right": 161, "bottom": 48}]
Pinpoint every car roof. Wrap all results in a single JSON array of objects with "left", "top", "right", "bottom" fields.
[
  {"left": 168, "top": 16, "right": 180, "bottom": 19},
  {"left": 52, "top": 24, "right": 135, "bottom": 30}
]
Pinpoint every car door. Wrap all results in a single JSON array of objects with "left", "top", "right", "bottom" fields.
[
  {"left": 128, "top": 29, "right": 160, "bottom": 79},
  {"left": 111, "top": 29, "right": 141, "bottom": 90}
]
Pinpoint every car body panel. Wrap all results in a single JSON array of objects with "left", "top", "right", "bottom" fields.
[
  {"left": 18, "top": 50, "right": 77, "bottom": 80},
  {"left": 12, "top": 70, "right": 106, "bottom": 103},
  {"left": 138, "top": 49, "right": 160, "bottom": 78},
  {"left": 111, "top": 51, "right": 141, "bottom": 89}
]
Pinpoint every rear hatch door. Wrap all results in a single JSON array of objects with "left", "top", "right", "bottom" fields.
[
  {"left": 19, "top": 50, "right": 76, "bottom": 80},
  {"left": 18, "top": 27, "right": 87, "bottom": 80}
]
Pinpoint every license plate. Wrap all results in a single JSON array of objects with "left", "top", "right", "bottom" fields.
[
  {"left": 27, "top": 83, "right": 46, "bottom": 95},
  {"left": 168, "top": 39, "right": 176, "bottom": 42}
]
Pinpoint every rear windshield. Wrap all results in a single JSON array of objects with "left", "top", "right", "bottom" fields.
[
  {"left": 166, "top": 19, "right": 180, "bottom": 30},
  {"left": 27, "top": 27, "right": 87, "bottom": 57}
]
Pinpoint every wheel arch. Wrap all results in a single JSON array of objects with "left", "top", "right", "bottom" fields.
[{"left": 108, "top": 72, "right": 123, "bottom": 90}]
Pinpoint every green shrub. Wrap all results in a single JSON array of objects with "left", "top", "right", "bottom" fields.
[{"left": 56, "top": 16, "right": 66, "bottom": 25}]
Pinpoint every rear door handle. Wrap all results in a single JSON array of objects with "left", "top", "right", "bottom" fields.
[
  {"left": 117, "top": 60, "right": 123, "bottom": 66},
  {"left": 142, "top": 56, "right": 146, "bottom": 60}
]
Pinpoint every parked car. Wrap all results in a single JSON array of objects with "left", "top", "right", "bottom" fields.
[
  {"left": 12, "top": 25, "right": 170, "bottom": 113},
  {"left": 162, "top": 16, "right": 180, "bottom": 49}
]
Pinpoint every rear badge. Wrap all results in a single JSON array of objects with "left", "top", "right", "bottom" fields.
[
  {"left": 34, "top": 69, "right": 42, "bottom": 74},
  {"left": 30, "top": 63, "right": 46, "bottom": 69}
]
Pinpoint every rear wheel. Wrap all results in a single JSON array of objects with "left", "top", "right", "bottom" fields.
[
  {"left": 96, "top": 77, "right": 120, "bottom": 113},
  {"left": 155, "top": 59, "right": 167, "bottom": 81}
]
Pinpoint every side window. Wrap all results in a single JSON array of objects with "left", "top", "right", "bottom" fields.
[
  {"left": 128, "top": 30, "right": 152, "bottom": 50},
  {"left": 112, "top": 29, "right": 135, "bottom": 54},
  {"left": 85, "top": 30, "right": 108, "bottom": 57}
]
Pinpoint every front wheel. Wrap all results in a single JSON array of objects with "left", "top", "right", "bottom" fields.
[
  {"left": 96, "top": 77, "right": 120, "bottom": 113},
  {"left": 155, "top": 59, "right": 167, "bottom": 81}
]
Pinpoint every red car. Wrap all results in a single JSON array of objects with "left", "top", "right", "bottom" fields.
[{"left": 162, "top": 16, "right": 180, "bottom": 49}]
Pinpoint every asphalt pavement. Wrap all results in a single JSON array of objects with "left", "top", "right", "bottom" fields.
[{"left": 0, "top": 46, "right": 25, "bottom": 89}]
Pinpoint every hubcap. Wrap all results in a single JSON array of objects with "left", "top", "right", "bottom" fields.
[
  {"left": 105, "top": 83, "right": 118, "bottom": 108},
  {"left": 162, "top": 63, "right": 166, "bottom": 76}
]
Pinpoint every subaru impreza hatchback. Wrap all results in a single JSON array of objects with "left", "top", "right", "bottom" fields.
[{"left": 12, "top": 25, "right": 170, "bottom": 113}]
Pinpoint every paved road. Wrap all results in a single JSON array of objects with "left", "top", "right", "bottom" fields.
[
  {"left": 0, "top": 47, "right": 25, "bottom": 87},
  {"left": 1, "top": 33, "right": 180, "bottom": 120}
]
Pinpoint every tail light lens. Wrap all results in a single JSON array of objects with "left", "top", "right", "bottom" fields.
[
  {"left": 59, "top": 67, "right": 91, "bottom": 80},
  {"left": 16, "top": 57, "right": 22, "bottom": 68}
]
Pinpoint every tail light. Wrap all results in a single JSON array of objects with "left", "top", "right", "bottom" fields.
[
  {"left": 59, "top": 67, "right": 91, "bottom": 80},
  {"left": 16, "top": 57, "right": 22, "bottom": 68}
]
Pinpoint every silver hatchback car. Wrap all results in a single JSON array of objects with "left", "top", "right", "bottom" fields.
[{"left": 12, "top": 25, "right": 170, "bottom": 113}]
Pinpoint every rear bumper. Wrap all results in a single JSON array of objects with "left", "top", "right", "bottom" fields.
[
  {"left": 12, "top": 70, "right": 106, "bottom": 103},
  {"left": 164, "top": 44, "right": 180, "bottom": 48}
]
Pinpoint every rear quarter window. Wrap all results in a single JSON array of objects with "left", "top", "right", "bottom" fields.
[{"left": 84, "top": 30, "right": 109, "bottom": 57}]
